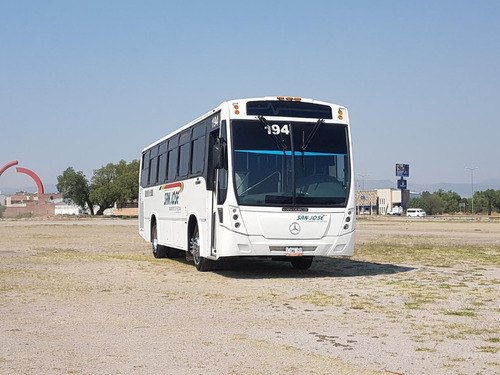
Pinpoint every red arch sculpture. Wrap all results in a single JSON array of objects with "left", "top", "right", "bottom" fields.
[
  {"left": 0, "top": 160, "right": 19, "bottom": 176},
  {"left": 16, "top": 167, "right": 45, "bottom": 195},
  {"left": 0, "top": 160, "right": 45, "bottom": 195}
]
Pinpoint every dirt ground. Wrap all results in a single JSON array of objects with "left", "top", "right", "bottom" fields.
[{"left": 1, "top": 216, "right": 499, "bottom": 375}]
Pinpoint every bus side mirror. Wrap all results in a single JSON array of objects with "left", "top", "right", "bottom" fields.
[{"left": 213, "top": 137, "right": 226, "bottom": 170}]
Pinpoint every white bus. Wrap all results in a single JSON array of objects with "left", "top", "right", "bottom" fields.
[{"left": 138, "top": 96, "right": 356, "bottom": 271}]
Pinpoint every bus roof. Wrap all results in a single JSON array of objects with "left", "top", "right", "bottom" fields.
[{"left": 141, "top": 97, "right": 346, "bottom": 152}]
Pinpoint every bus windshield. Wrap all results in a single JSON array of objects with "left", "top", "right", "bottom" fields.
[{"left": 232, "top": 119, "right": 350, "bottom": 207}]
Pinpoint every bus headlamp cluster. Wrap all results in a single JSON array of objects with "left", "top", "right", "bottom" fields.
[
  {"left": 342, "top": 209, "right": 354, "bottom": 233},
  {"left": 229, "top": 206, "right": 247, "bottom": 234}
]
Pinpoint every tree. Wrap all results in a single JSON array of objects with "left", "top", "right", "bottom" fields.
[
  {"left": 407, "top": 191, "right": 443, "bottom": 215},
  {"left": 0, "top": 204, "right": 5, "bottom": 218},
  {"left": 475, "top": 189, "right": 500, "bottom": 215},
  {"left": 435, "top": 189, "right": 462, "bottom": 214},
  {"left": 57, "top": 167, "right": 94, "bottom": 215},
  {"left": 89, "top": 159, "right": 139, "bottom": 215},
  {"left": 114, "top": 159, "right": 139, "bottom": 208}
]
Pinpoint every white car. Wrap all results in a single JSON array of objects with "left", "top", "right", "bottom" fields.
[{"left": 406, "top": 208, "right": 426, "bottom": 217}]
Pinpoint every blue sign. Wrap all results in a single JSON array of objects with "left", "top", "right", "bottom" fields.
[
  {"left": 397, "top": 179, "right": 407, "bottom": 189},
  {"left": 396, "top": 163, "right": 410, "bottom": 177}
]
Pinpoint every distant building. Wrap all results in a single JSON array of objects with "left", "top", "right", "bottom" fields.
[
  {"left": 355, "top": 190, "right": 377, "bottom": 214},
  {"left": 53, "top": 197, "right": 82, "bottom": 215},
  {"left": 1, "top": 192, "right": 138, "bottom": 218},
  {"left": 2, "top": 193, "right": 62, "bottom": 218},
  {"left": 377, "top": 188, "right": 410, "bottom": 215},
  {"left": 356, "top": 188, "right": 416, "bottom": 215}
]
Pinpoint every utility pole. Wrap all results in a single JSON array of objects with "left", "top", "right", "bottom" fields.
[
  {"left": 466, "top": 167, "right": 478, "bottom": 214},
  {"left": 357, "top": 174, "right": 368, "bottom": 191}
]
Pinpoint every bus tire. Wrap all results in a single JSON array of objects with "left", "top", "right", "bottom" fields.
[
  {"left": 291, "top": 257, "right": 313, "bottom": 270},
  {"left": 190, "top": 223, "right": 215, "bottom": 272},
  {"left": 151, "top": 221, "right": 167, "bottom": 258}
]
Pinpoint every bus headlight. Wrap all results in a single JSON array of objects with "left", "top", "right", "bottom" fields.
[
  {"left": 229, "top": 206, "right": 247, "bottom": 234},
  {"left": 340, "top": 209, "right": 355, "bottom": 235}
]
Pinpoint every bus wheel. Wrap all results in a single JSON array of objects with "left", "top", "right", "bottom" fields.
[
  {"left": 151, "top": 222, "right": 167, "bottom": 258},
  {"left": 291, "top": 257, "right": 313, "bottom": 270},
  {"left": 189, "top": 223, "right": 214, "bottom": 272}
]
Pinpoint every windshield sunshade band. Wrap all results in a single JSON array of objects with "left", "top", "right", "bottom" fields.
[{"left": 235, "top": 150, "right": 346, "bottom": 157}]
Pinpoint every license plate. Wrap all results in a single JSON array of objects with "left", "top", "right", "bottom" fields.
[{"left": 286, "top": 247, "right": 303, "bottom": 256}]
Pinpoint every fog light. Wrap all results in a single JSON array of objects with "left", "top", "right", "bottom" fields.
[
  {"left": 344, "top": 224, "right": 349, "bottom": 230},
  {"left": 235, "top": 222, "right": 240, "bottom": 228}
]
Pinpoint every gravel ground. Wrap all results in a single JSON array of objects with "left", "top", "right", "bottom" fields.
[{"left": 1, "top": 216, "right": 499, "bottom": 375}]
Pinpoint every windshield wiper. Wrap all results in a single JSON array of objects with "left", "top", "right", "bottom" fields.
[
  {"left": 257, "top": 116, "right": 288, "bottom": 151},
  {"left": 300, "top": 119, "right": 324, "bottom": 152}
]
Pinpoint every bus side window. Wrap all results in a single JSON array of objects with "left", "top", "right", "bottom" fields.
[
  {"left": 157, "top": 141, "right": 167, "bottom": 184},
  {"left": 178, "top": 143, "right": 190, "bottom": 177},
  {"left": 191, "top": 135, "right": 205, "bottom": 175},
  {"left": 167, "top": 148, "right": 178, "bottom": 181},
  {"left": 140, "top": 150, "right": 150, "bottom": 187},
  {"left": 149, "top": 146, "right": 159, "bottom": 186}
]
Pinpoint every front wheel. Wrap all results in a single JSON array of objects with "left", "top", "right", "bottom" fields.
[
  {"left": 189, "top": 223, "right": 215, "bottom": 272},
  {"left": 291, "top": 257, "right": 313, "bottom": 270}
]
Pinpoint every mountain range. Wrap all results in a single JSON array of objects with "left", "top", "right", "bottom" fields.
[
  {"left": 2, "top": 180, "right": 500, "bottom": 198},
  {"left": 358, "top": 178, "right": 500, "bottom": 198}
]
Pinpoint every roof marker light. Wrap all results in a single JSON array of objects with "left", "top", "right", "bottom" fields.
[{"left": 233, "top": 103, "right": 240, "bottom": 115}]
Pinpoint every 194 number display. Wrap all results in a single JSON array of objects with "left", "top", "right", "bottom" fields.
[{"left": 265, "top": 124, "right": 290, "bottom": 135}]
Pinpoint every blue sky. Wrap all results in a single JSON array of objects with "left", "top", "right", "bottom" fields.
[{"left": 1, "top": 0, "right": 499, "bottom": 194}]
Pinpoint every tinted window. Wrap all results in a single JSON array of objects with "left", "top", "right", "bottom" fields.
[
  {"left": 178, "top": 143, "right": 190, "bottom": 177},
  {"left": 247, "top": 101, "right": 333, "bottom": 119},
  {"left": 140, "top": 150, "right": 150, "bottom": 187},
  {"left": 191, "top": 136, "right": 205, "bottom": 175},
  {"left": 158, "top": 152, "right": 167, "bottom": 183},
  {"left": 232, "top": 119, "right": 349, "bottom": 207},
  {"left": 167, "top": 149, "right": 178, "bottom": 181},
  {"left": 149, "top": 154, "right": 158, "bottom": 186}
]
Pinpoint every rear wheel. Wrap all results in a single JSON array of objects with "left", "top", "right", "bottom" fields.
[
  {"left": 151, "top": 222, "right": 167, "bottom": 258},
  {"left": 291, "top": 257, "right": 313, "bottom": 270},
  {"left": 189, "top": 223, "right": 215, "bottom": 272}
]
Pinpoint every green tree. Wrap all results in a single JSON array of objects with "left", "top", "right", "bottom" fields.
[
  {"left": 89, "top": 159, "right": 139, "bottom": 215},
  {"left": 475, "top": 189, "right": 500, "bottom": 215},
  {"left": 57, "top": 167, "right": 94, "bottom": 215},
  {"left": 0, "top": 204, "right": 5, "bottom": 218},
  {"left": 435, "top": 189, "right": 462, "bottom": 214},
  {"left": 416, "top": 191, "right": 442, "bottom": 215},
  {"left": 114, "top": 159, "right": 139, "bottom": 208}
]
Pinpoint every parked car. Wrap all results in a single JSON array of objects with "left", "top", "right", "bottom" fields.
[{"left": 406, "top": 208, "right": 426, "bottom": 217}]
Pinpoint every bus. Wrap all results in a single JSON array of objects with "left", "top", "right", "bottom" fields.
[{"left": 138, "top": 96, "right": 356, "bottom": 271}]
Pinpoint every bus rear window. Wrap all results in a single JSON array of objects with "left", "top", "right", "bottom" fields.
[{"left": 247, "top": 101, "right": 333, "bottom": 119}]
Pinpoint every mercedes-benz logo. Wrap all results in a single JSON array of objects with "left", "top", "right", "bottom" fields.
[{"left": 289, "top": 222, "right": 301, "bottom": 235}]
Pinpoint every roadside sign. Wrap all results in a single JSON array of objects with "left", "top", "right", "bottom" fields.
[{"left": 396, "top": 164, "right": 409, "bottom": 177}]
